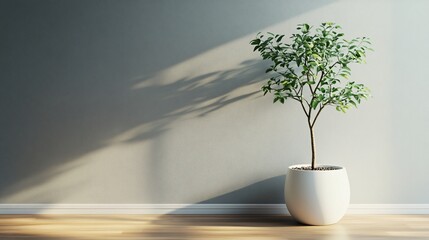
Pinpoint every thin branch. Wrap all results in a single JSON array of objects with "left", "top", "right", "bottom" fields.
[
  {"left": 297, "top": 84, "right": 311, "bottom": 109},
  {"left": 313, "top": 71, "right": 325, "bottom": 92},
  {"left": 292, "top": 83, "right": 309, "bottom": 117},
  {"left": 302, "top": 97, "right": 310, "bottom": 108},
  {"left": 304, "top": 56, "right": 315, "bottom": 95},
  {"left": 311, "top": 104, "right": 325, "bottom": 127},
  {"left": 307, "top": 71, "right": 314, "bottom": 95},
  {"left": 286, "top": 65, "right": 298, "bottom": 77},
  {"left": 300, "top": 100, "right": 309, "bottom": 117},
  {"left": 329, "top": 61, "right": 339, "bottom": 69}
]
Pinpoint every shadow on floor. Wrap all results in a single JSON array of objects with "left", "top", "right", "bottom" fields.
[
  {"left": 149, "top": 214, "right": 302, "bottom": 228},
  {"left": 150, "top": 175, "right": 301, "bottom": 228},
  {"left": 198, "top": 175, "right": 286, "bottom": 205}
]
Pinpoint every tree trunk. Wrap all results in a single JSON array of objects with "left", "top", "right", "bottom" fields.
[{"left": 309, "top": 125, "right": 316, "bottom": 170}]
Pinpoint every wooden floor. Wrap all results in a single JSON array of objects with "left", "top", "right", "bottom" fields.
[{"left": 0, "top": 215, "right": 428, "bottom": 239}]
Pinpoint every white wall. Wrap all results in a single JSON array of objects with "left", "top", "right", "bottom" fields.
[{"left": 1, "top": 0, "right": 428, "bottom": 204}]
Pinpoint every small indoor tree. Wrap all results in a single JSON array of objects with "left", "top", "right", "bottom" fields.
[{"left": 250, "top": 22, "right": 372, "bottom": 170}]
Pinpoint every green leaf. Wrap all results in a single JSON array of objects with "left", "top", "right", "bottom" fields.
[
  {"left": 311, "top": 97, "right": 322, "bottom": 110},
  {"left": 340, "top": 73, "right": 349, "bottom": 79},
  {"left": 250, "top": 39, "right": 261, "bottom": 45},
  {"left": 303, "top": 23, "right": 310, "bottom": 33},
  {"left": 311, "top": 53, "right": 320, "bottom": 59}
]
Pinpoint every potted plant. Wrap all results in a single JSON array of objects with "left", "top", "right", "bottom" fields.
[{"left": 250, "top": 22, "right": 372, "bottom": 225}]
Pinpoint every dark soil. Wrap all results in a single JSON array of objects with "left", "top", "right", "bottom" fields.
[{"left": 292, "top": 166, "right": 340, "bottom": 171}]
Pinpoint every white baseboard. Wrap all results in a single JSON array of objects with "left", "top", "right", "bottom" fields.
[
  {"left": 0, "top": 204, "right": 428, "bottom": 215},
  {"left": 0, "top": 204, "right": 286, "bottom": 215},
  {"left": 347, "top": 204, "right": 429, "bottom": 214}
]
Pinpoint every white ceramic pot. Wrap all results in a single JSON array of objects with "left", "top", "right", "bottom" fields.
[{"left": 284, "top": 164, "right": 350, "bottom": 225}]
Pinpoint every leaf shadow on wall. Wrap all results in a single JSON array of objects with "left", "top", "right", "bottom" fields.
[{"left": 115, "top": 59, "right": 266, "bottom": 143}]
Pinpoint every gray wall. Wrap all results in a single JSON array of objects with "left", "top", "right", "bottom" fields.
[{"left": 1, "top": 0, "right": 428, "bottom": 204}]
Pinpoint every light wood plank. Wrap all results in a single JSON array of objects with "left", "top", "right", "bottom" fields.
[{"left": 0, "top": 215, "right": 428, "bottom": 239}]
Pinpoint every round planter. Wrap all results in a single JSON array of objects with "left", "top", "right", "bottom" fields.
[{"left": 284, "top": 164, "right": 350, "bottom": 225}]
